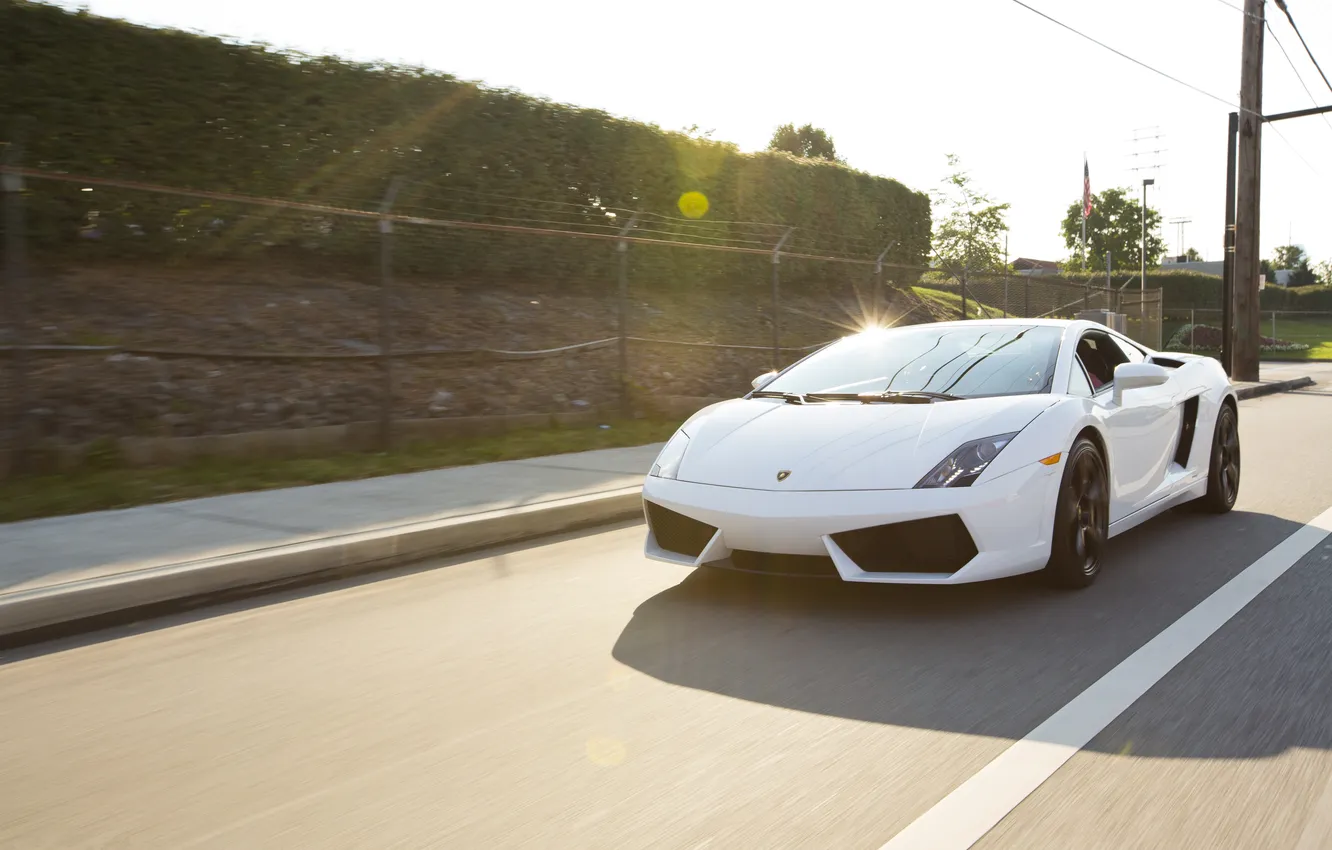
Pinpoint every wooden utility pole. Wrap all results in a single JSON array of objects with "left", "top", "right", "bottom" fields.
[{"left": 1232, "top": 0, "right": 1265, "bottom": 381}]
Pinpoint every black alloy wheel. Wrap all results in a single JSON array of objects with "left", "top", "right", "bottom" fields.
[
  {"left": 1199, "top": 402, "right": 1240, "bottom": 514},
  {"left": 1044, "top": 436, "right": 1109, "bottom": 589}
]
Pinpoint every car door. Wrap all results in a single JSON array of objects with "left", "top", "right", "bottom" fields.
[{"left": 1074, "top": 330, "right": 1181, "bottom": 522}]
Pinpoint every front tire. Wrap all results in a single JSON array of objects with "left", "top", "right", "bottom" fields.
[
  {"left": 1198, "top": 402, "right": 1240, "bottom": 513},
  {"left": 1043, "top": 437, "right": 1109, "bottom": 589}
]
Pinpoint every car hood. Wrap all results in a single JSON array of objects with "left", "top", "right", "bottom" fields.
[{"left": 675, "top": 395, "right": 1057, "bottom": 491}]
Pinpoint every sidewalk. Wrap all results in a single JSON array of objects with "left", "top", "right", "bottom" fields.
[
  {"left": 1222, "top": 360, "right": 1329, "bottom": 400},
  {"left": 0, "top": 360, "right": 1320, "bottom": 641},
  {"left": 0, "top": 443, "right": 663, "bottom": 639},
  {"left": 1247, "top": 360, "right": 1332, "bottom": 389}
]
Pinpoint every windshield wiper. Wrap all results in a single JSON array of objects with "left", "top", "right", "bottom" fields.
[
  {"left": 752, "top": 390, "right": 966, "bottom": 404},
  {"left": 878, "top": 390, "right": 964, "bottom": 402},
  {"left": 749, "top": 390, "right": 808, "bottom": 404},
  {"left": 801, "top": 391, "right": 964, "bottom": 404}
]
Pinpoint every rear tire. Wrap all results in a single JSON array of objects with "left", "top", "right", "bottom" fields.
[
  {"left": 1043, "top": 437, "right": 1109, "bottom": 590},
  {"left": 1198, "top": 402, "right": 1240, "bottom": 514}
]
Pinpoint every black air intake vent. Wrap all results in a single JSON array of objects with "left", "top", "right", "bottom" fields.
[
  {"left": 1173, "top": 395, "right": 1200, "bottom": 467},
  {"left": 644, "top": 501, "right": 716, "bottom": 558},
  {"left": 831, "top": 515, "right": 978, "bottom": 574}
]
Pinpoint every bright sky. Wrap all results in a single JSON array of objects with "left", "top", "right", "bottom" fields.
[{"left": 53, "top": 0, "right": 1332, "bottom": 268}]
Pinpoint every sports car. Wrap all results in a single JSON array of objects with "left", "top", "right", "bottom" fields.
[{"left": 641, "top": 318, "right": 1239, "bottom": 588}]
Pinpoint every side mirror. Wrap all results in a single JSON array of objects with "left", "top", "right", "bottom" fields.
[
  {"left": 751, "top": 370, "right": 779, "bottom": 390},
  {"left": 1112, "top": 362, "right": 1170, "bottom": 405}
]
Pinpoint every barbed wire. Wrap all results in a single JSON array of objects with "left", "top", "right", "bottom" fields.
[
  {"left": 4, "top": 166, "right": 900, "bottom": 266},
  {"left": 38, "top": 167, "right": 912, "bottom": 256}
]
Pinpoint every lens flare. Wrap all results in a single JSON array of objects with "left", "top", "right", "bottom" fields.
[
  {"left": 586, "top": 737, "right": 627, "bottom": 767},
  {"left": 677, "top": 191, "right": 709, "bottom": 219}
]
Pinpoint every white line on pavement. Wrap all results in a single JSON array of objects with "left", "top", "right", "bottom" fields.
[
  {"left": 1295, "top": 762, "right": 1332, "bottom": 850},
  {"left": 879, "top": 505, "right": 1332, "bottom": 850}
]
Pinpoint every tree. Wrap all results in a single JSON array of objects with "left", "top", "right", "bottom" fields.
[
  {"left": 1314, "top": 259, "right": 1332, "bottom": 287},
  {"left": 1271, "top": 244, "right": 1307, "bottom": 269},
  {"left": 931, "top": 154, "right": 1009, "bottom": 275},
  {"left": 767, "top": 123, "right": 840, "bottom": 161},
  {"left": 1061, "top": 187, "right": 1164, "bottom": 273},
  {"left": 1269, "top": 244, "right": 1317, "bottom": 285},
  {"left": 1185, "top": 247, "right": 1203, "bottom": 262},
  {"left": 1292, "top": 260, "right": 1317, "bottom": 286}
]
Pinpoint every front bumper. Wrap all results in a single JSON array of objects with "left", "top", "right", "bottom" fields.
[{"left": 641, "top": 462, "right": 1062, "bottom": 584}]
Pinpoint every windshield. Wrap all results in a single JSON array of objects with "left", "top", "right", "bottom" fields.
[{"left": 757, "top": 324, "right": 1064, "bottom": 399}]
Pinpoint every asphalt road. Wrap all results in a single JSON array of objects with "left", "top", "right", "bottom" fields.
[{"left": 4, "top": 390, "right": 1332, "bottom": 849}]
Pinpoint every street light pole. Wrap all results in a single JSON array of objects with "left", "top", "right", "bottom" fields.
[{"left": 1141, "top": 178, "right": 1154, "bottom": 299}]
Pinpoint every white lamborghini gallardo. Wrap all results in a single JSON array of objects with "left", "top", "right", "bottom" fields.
[{"left": 642, "top": 319, "right": 1239, "bottom": 588}]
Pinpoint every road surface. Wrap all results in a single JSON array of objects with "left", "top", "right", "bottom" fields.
[{"left": 3, "top": 389, "right": 1332, "bottom": 849}]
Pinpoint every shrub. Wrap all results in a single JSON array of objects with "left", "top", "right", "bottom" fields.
[
  {"left": 0, "top": 1, "right": 930, "bottom": 297},
  {"left": 1165, "top": 324, "right": 1308, "bottom": 353}
]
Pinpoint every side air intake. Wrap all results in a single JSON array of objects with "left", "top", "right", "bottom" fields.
[{"left": 1173, "top": 395, "right": 1200, "bottom": 467}]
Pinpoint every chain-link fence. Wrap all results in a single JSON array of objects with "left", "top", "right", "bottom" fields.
[
  {"left": 0, "top": 165, "right": 1166, "bottom": 474},
  {"left": 913, "top": 274, "right": 1163, "bottom": 350},
  {"left": 1163, "top": 308, "right": 1331, "bottom": 359}
]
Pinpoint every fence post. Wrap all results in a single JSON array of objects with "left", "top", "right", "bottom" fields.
[
  {"left": 1271, "top": 310, "right": 1276, "bottom": 342},
  {"left": 960, "top": 268, "right": 969, "bottom": 319},
  {"left": 616, "top": 213, "right": 638, "bottom": 416},
  {"left": 1003, "top": 274, "right": 1010, "bottom": 317},
  {"left": 1024, "top": 275, "right": 1030, "bottom": 317},
  {"left": 1190, "top": 308, "right": 1195, "bottom": 352},
  {"left": 874, "top": 241, "right": 896, "bottom": 325},
  {"left": 770, "top": 227, "right": 794, "bottom": 369},
  {"left": 3, "top": 123, "right": 30, "bottom": 473},
  {"left": 377, "top": 176, "right": 404, "bottom": 452}
]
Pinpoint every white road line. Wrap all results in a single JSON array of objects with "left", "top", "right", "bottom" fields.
[
  {"left": 880, "top": 506, "right": 1332, "bottom": 850},
  {"left": 1295, "top": 763, "right": 1332, "bottom": 850}
]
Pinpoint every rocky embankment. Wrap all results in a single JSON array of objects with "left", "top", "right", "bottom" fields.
[{"left": 2, "top": 264, "right": 944, "bottom": 443}]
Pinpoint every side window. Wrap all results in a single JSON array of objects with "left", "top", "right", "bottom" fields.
[
  {"left": 1110, "top": 335, "right": 1147, "bottom": 364},
  {"left": 1068, "top": 358, "right": 1094, "bottom": 397},
  {"left": 1074, "top": 333, "right": 1127, "bottom": 391}
]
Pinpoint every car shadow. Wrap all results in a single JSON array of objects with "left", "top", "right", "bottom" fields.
[{"left": 611, "top": 507, "right": 1332, "bottom": 760}]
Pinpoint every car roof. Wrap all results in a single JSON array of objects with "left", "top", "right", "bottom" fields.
[
  {"left": 851, "top": 318, "right": 1155, "bottom": 352},
  {"left": 912, "top": 317, "right": 1083, "bottom": 330}
]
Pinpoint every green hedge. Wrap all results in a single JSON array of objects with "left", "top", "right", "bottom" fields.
[
  {"left": 0, "top": 1, "right": 930, "bottom": 293},
  {"left": 1058, "top": 270, "right": 1220, "bottom": 308},
  {"left": 1059, "top": 269, "right": 1332, "bottom": 312}
]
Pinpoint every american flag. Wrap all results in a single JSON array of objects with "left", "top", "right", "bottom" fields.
[{"left": 1083, "top": 157, "right": 1093, "bottom": 218}]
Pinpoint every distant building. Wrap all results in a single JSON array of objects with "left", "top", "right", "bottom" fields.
[
  {"left": 1012, "top": 258, "right": 1060, "bottom": 276},
  {"left": 1159, "top": 257, "right": 1224, "bottom": 278},
  {"left": 1158, "top": 257, "right": 1297, "bottom": 286}
]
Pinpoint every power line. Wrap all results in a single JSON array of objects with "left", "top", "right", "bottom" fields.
[
  {"left": 1267, "top": 119, "right": 1325, "bottom": 178},
  {"left": 1004, "top": 0, "right": 1250, "bottom": 114},
  {"left": 1274, "top": 0, "right": 1332, "bottom": 94},
  {"left": 1208, "top": 0, "right": 1331, "bottom": 179},
  {"left": 1265, "top": 20, "right": 1332, "bottom": 136}
]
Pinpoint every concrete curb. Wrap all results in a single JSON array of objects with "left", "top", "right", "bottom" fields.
[
  {"left": 1235, "top": 376, "right": 1315, "bottom": 400},
  {"left": 1, "top": 375, "right": 1313, "bottom": 642},
  {"left": 0, "top": 485, "right": 645, "bottom": 641}
]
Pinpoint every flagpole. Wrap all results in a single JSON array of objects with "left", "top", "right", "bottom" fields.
[
  {"left": 1081, "top": 153, "right": 1088, "bottom": 271},
  {"left": 1081, "top": 211, "right": 1087, "bottom": 271}
]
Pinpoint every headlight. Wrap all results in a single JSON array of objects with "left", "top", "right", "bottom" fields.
[
  {"left": 650, "top": 431, "right": 690, "bottom": 479},
  {"left": 916, "top": 433, "right": 1018, "bottom": 489}
]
